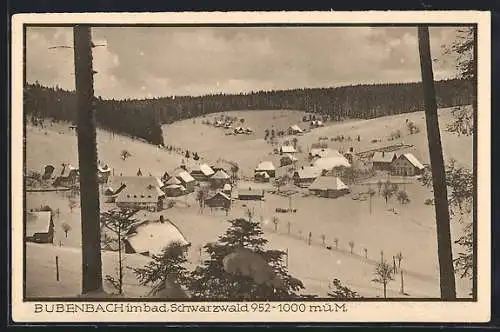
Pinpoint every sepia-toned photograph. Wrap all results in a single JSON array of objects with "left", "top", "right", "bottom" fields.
[{"left": 10, "top": 11, "right": 491, "bottom": 323}]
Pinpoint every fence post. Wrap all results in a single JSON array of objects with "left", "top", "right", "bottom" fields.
[
  {"left": 56, "top": 255, "right": 60, "bottom": 281},
  {"left": 400, "top": 269, "right": 404, "bottom": 295}
]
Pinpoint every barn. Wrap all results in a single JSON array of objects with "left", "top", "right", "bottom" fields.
[
  {"left": 176, "top": 171, "right": 196, "bottom": 192},
  {"left": 372, "top": 152, "right": 398, "bottom": 171},
  {"left": 205, "top": 191, "right": 232, "bottom": 210},
  {"left": 25, "top": 211, "right": 54, "bottom": 244},
  {"left": 210, "top": 169, "right": 231, "bottom": 188},
  {"left": 308, "top": 176, "right": 350, "bottom": 198},
  {"left": 292, "top": 166, "right": 322, "bottom": 187},
  {"left": 255, "top": 161, "right": 276, "bottom": 178},
  {"left": 238, "top": 187, "right": 265, "bottom": 201},
  {"left": 109, "top": 176, "right": 166, "bottom": 211},
  {"left": 122, "top": 217, "right": 190, "bottom": 256},
  {"left": 279, "top": 145, "right": 297, "bottom": 155},
  {"left": 190, "top": 163, "right": 215, "bottom": 181},
  {"left": 391, "top": 153, "right": 425, "bottom": 176}
]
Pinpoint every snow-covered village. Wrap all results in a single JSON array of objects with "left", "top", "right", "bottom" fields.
[{"left": 22, "top": 25, "right": 476, "bottom": 301}]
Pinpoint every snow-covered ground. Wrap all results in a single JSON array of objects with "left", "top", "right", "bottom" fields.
[{"left": 23, "top": 107, "right": 474, "bottom": 299}]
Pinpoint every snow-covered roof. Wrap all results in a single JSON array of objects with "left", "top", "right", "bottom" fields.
[
  {"left": 255, "top": 161, "right": 275, "bottom": 172},
  {"left": 312, "top": 156, "right": 351, "bottom": 170},
  {"left": 401, "top": 153, "right": 425, "bottom": 170},
  {"left": 207, "top": 191, "right": 231, "bottom": 201},
  {"left": 223, "top": 183, "right": 232, "bottom": 191},
  {"left": 294, "top": 166, "right": 322, "bottom": 180},
  {"left": 290, "top": 124, "right": 303, "bottom": 132},
  {"left": 26, "top": 211, "right": 51, "bottom": 237},
  {"left": 164, "top": 184, "right": 185, "bottom": 190},
  {"left": 199, "top": 163, "right": 215, "bottom": 176},
  {"left": 281, "top": 153, "right": 298, "bottom": 161},
  {"left": 255, "top": 171, "right": 270, "bottom": 178},
  {"left": 280, "top": 145, "right": 297, "bottom": 153},
  {"left": 98, "top": 164, "right": 111, "bottom": 173},
  {"left": 372, "top": 151, "right": 397, "bottom": 163},
  {"left": 176, "top": 171, "right": 195, "bottom": 183},
  {"left": 309, "top": 176, "right": 349, "bottom": 191},
  {"left": 167, "top": 177, "right": 183, "bottom": 187},
  {"left": 211, "top": 169, "right": 231, "bottom": 180},
  {"left": 108, "top": 176, "right": 164, "bottom": 190},
  {"left": 124, "top": 219, "right": 189, "bottom": 256}
]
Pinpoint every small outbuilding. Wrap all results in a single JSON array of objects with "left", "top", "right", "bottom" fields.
[
  {"left": 238, "top": 187, "right": 265, "bottom": 201},
  {"left": 255, "top": 161, "right": 276, "bottom": 178},
  {"left": 254, "top": 171, "right": 271, "bottom": 183},
  {"left": 176, "top": 171, "right": 196, "bottom": 192},
  {"left": 308, "top": 176, "right": 350, "bottom": 198},
  {"left": 25, "top": 211, "right": 54, "bottom": 244},
  {"left": 391, "top": 153, "right": 425, "bottom": 176},
  {"left": 210, "top": 169, "right": 231, "bottom": 188},
  {"left": 205, "top": 191, "right": 232, "bottom": 210}
]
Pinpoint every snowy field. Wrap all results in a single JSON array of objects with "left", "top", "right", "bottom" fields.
[{"left": 23, "top": 107, "right": 474, "bottom": 299}]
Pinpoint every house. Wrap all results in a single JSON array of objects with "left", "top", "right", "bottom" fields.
[
  {"left": 255, "top": 161, "right": 276, "bottom": 178},
  {"left": 238, "top": 187, "right": 265, "bottom": 201},
  {"left": 176, "top": 171, "right": 196, "bottom": 192},
  {"left": 211, "top": 161, "right": 230, "bottom": 174},
  {"left": 109, "top": 176, "right": 165, "bottom": 211},
  {"left": 308, "top": 176, "right": 350, "bottom": 198},
  {"left": 210, "top": 169, "right": 231, "bottom": 188},
  {"left": 190, "top": 163, "right": 215, "bottom": 181},
  {"left": 52, "top": 164, "right": 79, "bottom": 187},
  {"left": 163, "top": 175, "right": 182, "bottom": 187},
  {"left": 312, "top": 156, "right": 351, "bottom": 172},
  {"left": 123, "top": 217, "right": 190, "bottom": 256},
  {"left": 222, "top": 183, "right": 232, "bottom": 196},
  {"left": 280, "top": 154, "right": 298, "bottom": 167},
  {"left": 288, "top": 124, "right": 303, "bottom": 135},
  {"left": 163, "top": 184, "right": 186, "bottom": 197},
  {"left": 372, "top": 151, "right": 398, "bottom": 171},
  {"left": 292, "top": 166, "right": 322, "bottom": 187},
  {"left": 310, "top": 120, "right": 324, "bottom": 128},
  {"left": 102, "top": 183, "right": 126, "bottom": 203},
  {"left": 391, "top": 153, "right": 425, "bottom": 176},
  {"left": 25, "top": 211, "right": 54, "bottom": 244},
  {"left": 205, "top": 191, "right": 232, "bottom": 210},
  {"left": 279, "top": 145, "right": 297, "bottom": 155},
  {"left": 254, "top": 171, "right": 271, "bottom": 183},
  {"left": 245, "top": 127, "right": 254, "bottom": 134}
]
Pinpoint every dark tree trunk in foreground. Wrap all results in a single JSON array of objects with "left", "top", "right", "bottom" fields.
[
  {"left": 74, "top": 25, "right": 103, "bottom": 294},
  {"left": 417, "top": 26, "right": 456, "bottom": 300}
]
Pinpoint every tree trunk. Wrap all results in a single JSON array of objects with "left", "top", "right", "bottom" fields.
[
  {"left": 417, "top": 26, "right": 456, "bottom": 300},
  {"left": 118, "top": 226, "right": 123, "bottom": 295},
  {"left": 383, "top": 282, "right": 387, "bottom": 299},
  {"left": 74, "top": 25, "right": 103, "bottom": 294}
]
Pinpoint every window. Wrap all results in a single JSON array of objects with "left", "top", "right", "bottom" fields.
[
  {"left": 127, "top": 194, "right": 130, "bottom": 198},
  {"left": 141, "top": 194, "right": 145, "bottom": 198},
  {"left": 134, "top": 195, "right": 137, "bottom": 198}
]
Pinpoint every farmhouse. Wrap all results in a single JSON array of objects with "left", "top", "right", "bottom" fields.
[
  {"left": 308, "top": 176, "right": 350, "bottom": 198},
  {"left": 163, "top": 184, "right": 186, "bottom": 197},
  {"left": 123, "top": 217, "right": 190, "bottom": 256},
  {"left": 176, "top": 171, "right": 196, "bottom": 192},
  {"left": 280, "top": 154, "right": 298, "bottom": 167},
  {"left": 25, "top": 211, "right": 54, "bottom": 244},
  {"left": 52, "top": 164, "right": 79, "bottom": 187},
  {"left": 391, "top": 153, "right": 425, "bottom": 176},
  {"left": 190, "top": 163, "right": 215, "bottom": 181},
  {"left": 254, "top": 171, "right": 271, "bottom": 183},
  {"left": 279, "top": 145, "right": 297, "bottom": 155},
  {"left": 293, "top": 166, "right": 322, "bottom": 187},
  {"left": 312, "top": 156, "right": 351, "bottom": 172},
  {"left": 238, "top": 187, "right": 265, "bottom": 201},
  {"left": 205, "top": 191, "right": 231, "bottom": 210},
  {"left": 288, "top": 124, "right": 304, "bottom": 135},
  {"left": 372, "top": 152, "right": 398, "bottom": 171},
  {"left": 110, "top": 176, "right": 165, "bottom": 211},
  {"left": 255, "top": 161, "right": 276, "bottom": 178},
  {"left": 210, "top": 169, "right": 231, "bottom": 188}
]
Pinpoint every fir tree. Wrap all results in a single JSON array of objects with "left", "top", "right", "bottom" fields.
[{"left": 188, "top": 218, "right": 304, "bottom": 300}]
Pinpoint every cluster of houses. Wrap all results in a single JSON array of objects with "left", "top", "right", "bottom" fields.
[
  {"left": 40, "top": 162, "right": 112, "bottom": 188},
  {"left": 371, "top": 151, "right": 426, "bottom": 176}
]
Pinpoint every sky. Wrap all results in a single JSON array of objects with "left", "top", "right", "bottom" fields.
[{"left": 25, "top": 26, "right": 464, "bottom": 100}]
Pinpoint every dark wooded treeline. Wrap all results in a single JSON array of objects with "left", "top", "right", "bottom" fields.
[{"left": 24, "top": 79, "right": 472, "bottom": 145}]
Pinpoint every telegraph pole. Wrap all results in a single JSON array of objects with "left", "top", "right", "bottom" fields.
[
  {"left": 74, "top": 25, "right": 103, "bottom": 294},
  {"left": 417, "top": 26, "right": 456, "bottom": 300}
]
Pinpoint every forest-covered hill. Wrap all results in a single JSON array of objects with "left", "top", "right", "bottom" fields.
[{"left": 24, "top": 79, "right": 473, "bottom": 145}]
